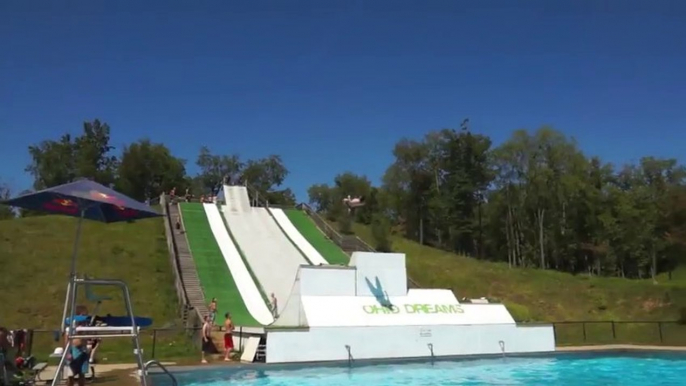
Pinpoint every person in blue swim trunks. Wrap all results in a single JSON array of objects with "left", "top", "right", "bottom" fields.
[{"left": 66, "top": 338, "right": 89, "bottom": 386}]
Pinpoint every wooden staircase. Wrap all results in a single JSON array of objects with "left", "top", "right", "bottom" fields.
[
  {"left": 167, "top": 203, "right": 210, "bottom": 320},
  {"left": 298, "top": 203, "right": 421, "bottom": 289}
]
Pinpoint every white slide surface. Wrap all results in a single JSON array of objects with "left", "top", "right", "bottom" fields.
[
  {"left": 203, "top": 203, "right": 274, "bottom": 325},
  {"left": 240, "top": 336, "right": 261, "bottom": 363},
  {"left": 269, "top": 208, "right": 328, "bottom": 265},
  {"left": 222, "top": 187, "right": 309, "bottom": 314}
]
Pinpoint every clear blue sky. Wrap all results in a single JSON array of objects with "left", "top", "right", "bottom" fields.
[{"left": 1, "top": 0, "right": 685, "bottom": 201}]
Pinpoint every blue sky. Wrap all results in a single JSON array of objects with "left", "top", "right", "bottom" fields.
[{"left": 1, "top": 0, "right": 685, "bottom": 201}]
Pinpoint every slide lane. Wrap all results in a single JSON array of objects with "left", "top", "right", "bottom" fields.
[
  {"left": 203, "top": 204, "right": 274, "bottom": 326},
  {"left": 284, "top": 209, "right": 349, "bottom": 265},
  {"left": 222, "top": 205, "right": 308, "bottom": 314},
  {"left": 269, "top": 208, "right": 328, "bottom": 265},
  {"left": 178, "top": 203, "right": 258, "bottom": 327}
]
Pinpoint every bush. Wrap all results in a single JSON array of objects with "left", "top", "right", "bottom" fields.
[
  {"left": 505, "top": 302, "right": 533, "bottom": 322},
  {"left": 678, "top": 307, "right": 686, "bottom": 325},
  {"left": 371, "top": 214, "right": 392, "bottom": 252},
  {"left": 338, "top": 212, "right": 353, "bottom": 235}
]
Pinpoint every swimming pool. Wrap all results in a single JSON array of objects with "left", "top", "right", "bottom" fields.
[{"left": 155, "top": 352, "right": 686, "bottom": 386}]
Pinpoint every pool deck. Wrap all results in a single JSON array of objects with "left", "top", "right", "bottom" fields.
[{"left": 51, "top": 345, "right": 686, "bottom": 385}]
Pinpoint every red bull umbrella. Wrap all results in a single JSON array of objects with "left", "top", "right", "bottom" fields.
[
  {"left": 1, "top": 179, "right": 162, "bottom": 332},
  {"left": 2, "top": 179, "right": 161, "bottom": 223}
]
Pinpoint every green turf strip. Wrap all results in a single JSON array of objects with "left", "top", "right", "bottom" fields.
[
  {"left": 284, "top": 208, "right": 349, "bottom": 265},
  {"left": 179, "top": 203, "right": 259, "bottom": 327}
]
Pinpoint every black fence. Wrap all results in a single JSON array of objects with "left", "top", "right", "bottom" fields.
[
  {"left": 11, "top": 321, "right": 686, "bottom": 364},
  {"left": 549, "top": 320, "right": 686, "bottom": 346}
]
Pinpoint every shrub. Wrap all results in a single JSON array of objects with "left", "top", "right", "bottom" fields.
[{"left": 371, "top": 214, "right": 392, "bottom": 252}]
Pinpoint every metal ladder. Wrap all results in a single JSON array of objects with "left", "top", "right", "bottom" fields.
[{"left": 144, "top": 360, "right": 178, "bottom": 386}]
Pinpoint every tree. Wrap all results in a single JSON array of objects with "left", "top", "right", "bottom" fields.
[
  {"left": 25, "top": 119, "right": 118, "bottom": 189},
  {"left": 116, "top": 139, "right": 188, "bottom": 201},
  {"left": 0, "top": 181, "right": 14, "bottom": 220},
  {"left": 195, "top": 146, "right": 242, "bottom": 194},
  {"left": 307, "top": 184, "right": 333, "bottom": 212},
  {"left": 371, "top": 213, "right": 393, "bottom": 252},
  {"left": 306, "top": 172, "right": 374, "bottom": 221},
  {"left": 242, "top": 155, "right": 294, "bottom": 205}
]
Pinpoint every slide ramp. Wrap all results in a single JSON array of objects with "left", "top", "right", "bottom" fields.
[
  {"left": 269, "top": 208, "right": 328, "bottom": 265},
  {"left": 203, "top": 204, "right": 274, "bottom": 326},
  {"left": 284, "top": 208, "right": 349, "bottom": 265},
  {"left": 222, "top": 205, "right": 309, "bottom": 314},
  {"left": 178, "top": 203, "right": 258, "bottom": 327},
  {"left": 224, "top": 185, "right": 251, "bottom": 213}
]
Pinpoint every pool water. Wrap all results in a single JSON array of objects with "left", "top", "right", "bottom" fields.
[{"left": 163, "top": 353, "right": 686, "bottom": 386}]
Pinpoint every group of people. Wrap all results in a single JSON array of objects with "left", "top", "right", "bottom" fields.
[
  {"left": 168, "top": 187, "right": 217, "bottom": 204},
  {"left": 199, "top": 294, "right": 279, "bottom": 363},
  {"left": 201, "top": 298, "right": 234, "bottom": 363}
]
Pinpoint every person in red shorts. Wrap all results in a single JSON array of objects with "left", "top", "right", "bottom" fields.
[{"left": 223, "top": 312, "right": 234, "bottom": 361}]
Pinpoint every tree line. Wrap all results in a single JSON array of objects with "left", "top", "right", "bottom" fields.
[
  {"left": 308, "top": 124, "right": 686, "bottom": 281},
  {"left": 2, "top": 118, "right": 685, "bottom": 280},
  {"left": 0, "top": 119, "right": 295, "bottom": 218}
]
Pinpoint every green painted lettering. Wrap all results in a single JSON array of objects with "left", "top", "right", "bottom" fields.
[{"left": 364, "top": 303, "right": 465, "bottom": 315}]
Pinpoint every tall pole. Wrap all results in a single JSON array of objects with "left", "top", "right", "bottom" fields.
[{"left": 60, "top": 210, "right": 85, "bottom": 333}]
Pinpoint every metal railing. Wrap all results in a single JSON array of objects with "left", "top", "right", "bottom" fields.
[
  {"left": 298, "top": 203, "right": 422, "bottom": 288},
  {"left": 144, "top": 360, "right": 177, "bottom": 386},
  {"left": 12, "top": 321, "right": 686, "bottom": 364},
  {"left": 159, "top": 194, "right": 192, "bottom": 314}
]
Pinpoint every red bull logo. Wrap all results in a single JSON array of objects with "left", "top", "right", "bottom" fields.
[
  {"left": 43, "top": 198, "right": 79, "bottom": 214},
  {"left": 115, "top": 205, "right": 138, "bottom": 218},
  {"left": 87, "top": 190, "right": 138, "bottom": 218}
]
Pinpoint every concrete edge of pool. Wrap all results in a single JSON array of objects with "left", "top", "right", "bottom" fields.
[{"left": 147, "top": 345, "right": 686, "bottom": 379}]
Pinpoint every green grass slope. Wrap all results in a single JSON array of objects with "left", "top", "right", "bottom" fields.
[
  {"left": 348, "top": 222, "right": 686, "bottom": 346},
  {"left": 0, "top": 213, "right": 195, "bottom": 361},
  {"left": 179, "top": 203, "right": 259, "bottom": 327},
  {"left": 284, "top": 208, "right": 349, "bottom": 265}
]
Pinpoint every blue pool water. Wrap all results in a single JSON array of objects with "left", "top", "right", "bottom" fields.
[{"left": 159, "top": 353, "right": 686, "bottom": 386}]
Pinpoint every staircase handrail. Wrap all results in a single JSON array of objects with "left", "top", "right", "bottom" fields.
[
  {"left": 159, "top": 194, "right": 191, "bottom": 310},
  {"left": 298, "top": 203, "right": 344, "bottom": 245}
]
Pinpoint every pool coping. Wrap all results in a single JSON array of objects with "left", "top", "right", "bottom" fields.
[{"left": 148, "top": 345, "right": 686, "bottom": 376}]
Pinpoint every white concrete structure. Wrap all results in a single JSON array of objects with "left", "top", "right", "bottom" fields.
[
  {"left": 266, "top": 252, "right": 556, "bottom": 364},
  {"left": 203, "top": 204, "right": 274, "bottom": 325},
  {"left": 269, "top": 208, "right": 328, "bottom": 265},
  {"left": 221, "top": 186, "right": 309, "bottom": 315}
]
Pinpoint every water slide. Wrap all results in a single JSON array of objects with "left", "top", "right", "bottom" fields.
[
  {"left": 178, "top": 203, "right": 259, "bottom": 327},
  {"left": 222, "top": 186, "right": 309, "bottom": 314},
  {"left": 202, "top": 203, "right": 274, "bottom": 325},
  {"left": 269, "top": 208, "right": 328, "bottom": 265},
  {"left": 284, "top": 209, "right": 350, "bottom": 265}
]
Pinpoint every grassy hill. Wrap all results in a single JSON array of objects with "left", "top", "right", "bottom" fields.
[
  {"left": 0, "top": 214, "right": 195, "bottom": 361},
  {"left": 349, "top": 222, "right": 686, "bottom": 346}
]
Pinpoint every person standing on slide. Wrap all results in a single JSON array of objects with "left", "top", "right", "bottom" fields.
[{"left": 223, "top": 313, "right": 235, "bottom": 361}]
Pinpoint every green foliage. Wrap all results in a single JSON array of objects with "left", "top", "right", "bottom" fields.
[
  {"left": 195, "top": 146, "right": 243, "bottom": 194},
  {"left": 337, "top": 211, "right": 353, "bottom": 235},
  {"left": 116, "top": 139, "right": 188, "bottom": 201},
  {"left": 25, "top": 119, "right": 118, "bottom": 190},
  {"left": 679, "top": 307, "right": 686, "bottom": 325},
  {"left": 371, "top": 213, "right": 393, "bottom": 252},
  {"left": 310, "top": 124, "right": 686, "bottom": 281},
  {"left": 0, "top": 182, "right": 13, "bottom": 220},
  {"left": 504, "top": 302, "right": 532, "bottom": 322}
]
